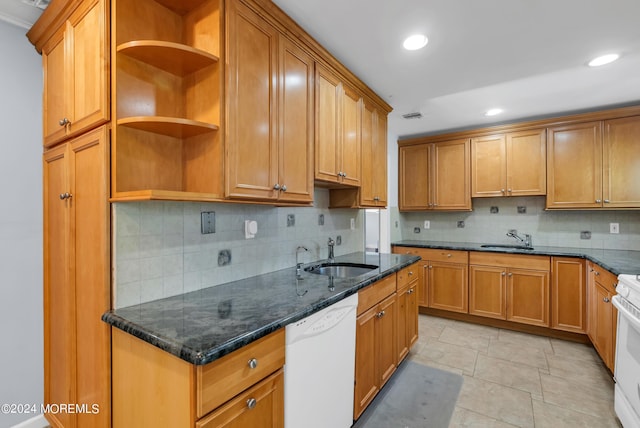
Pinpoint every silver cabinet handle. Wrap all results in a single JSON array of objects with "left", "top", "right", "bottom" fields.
[
  {"left": 508, "top": 273, "right": 513, "bottom": 277},
  {"left": 281, "top": 184, "right": 287, "bottom": 192},
  {"left": 408, "top": 271, "right": 414, "bottom": 276},
  {"left": 596, "top": 199, "right": 602, "bottom": 203},
  {"left": 248, "top": 358, "right": 258, "bottom": 369},
  {"left": 604, "top": 199, "right": 610, "bottom": 203},
  {"left": 59, "top": 192, "right": 72, "bottom": 200},
  {"left": 273, "top": 184, "right": 281, "bottom": 190},
  {"left": 59, "top": 117, "right": 70, "bottom": 126},
  {"left": 501, "top": 189, "right": 505, "bottom": 193},
  {"left": 246, "top": 398, "right": 257, "bottom": 409},
  {"left": 501, "top": 271, "right": 506, "bottom": 276},
  {"left": 407, "top": 288, "right": 414, "bottom": 295},
  {"left": 603, "top": 297, "right": 610, "bottom": 303},
  {"left": 376, "top": 310, "right": 386, "bottom": 318},
  {"left": 507, "top": 188, "right": 512, "bottom": 193}
]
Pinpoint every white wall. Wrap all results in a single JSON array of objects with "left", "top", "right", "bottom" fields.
[{"left": 0, "top": 21, "right": 44, "bottom": 427}]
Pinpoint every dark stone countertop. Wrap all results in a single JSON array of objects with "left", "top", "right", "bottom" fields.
[
  {"left": 102, "top": 252, "right": 420, "bottom": 366},
  {"left": 391, "top": 240, "right": 640, "bottom": 275}
]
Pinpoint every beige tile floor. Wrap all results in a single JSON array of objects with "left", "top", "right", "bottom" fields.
[{"left": 408, "top": 314, "right": 622, "bottom": 428}]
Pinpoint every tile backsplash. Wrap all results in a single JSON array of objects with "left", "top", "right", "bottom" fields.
[
  {"left": 113, "top": 189, "right": 364, "bottom": 308},
  {"left": 399, "top": 196, "right": 640, "bottom": 250}
]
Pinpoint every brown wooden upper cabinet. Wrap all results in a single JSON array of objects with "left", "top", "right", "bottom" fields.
[
  {"left": 399, "top": 139, "right": 471, "bottom": 211},
  {"left": 226, "top": 0, "right": 314, "bottom": 203},
  {"left": 316, "top": 64, "right": 362, "bottom": 187},
  {"left": 111, "top": 0, "right": 222, "bottom": 200},
  {"left": 471, "top": 129, "right": 546, "bottom": 197},
  {"left": 547, "top": 116, "right": 640, "bottom": 209},
  {"left": 360, "top": 99, "right": 388, "bottom": 206},
  {"left": 41, "top": 0, "right": 109, "bottom": 147}
]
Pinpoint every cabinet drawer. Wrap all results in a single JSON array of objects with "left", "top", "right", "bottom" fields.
[
  {"left": 358, "top": 274, "right": 396, "bottom": 315},
  {"left": 196, "top": 369, "right": 284, "bottom": 428},
  {"left": 470, "top": 252, "right": 549, "bottom": 270},
  {"left": 590, "top": 263, "right": 617, "bottom": 294},
  {"left": 197, "top": 329, "right": 285, "bottom": 418},
  {"left": 397, "top": 264, "right": 418, "bottom": 289},
  {"left": 392, "top": 247, "right": 467, "bottom": 264}
]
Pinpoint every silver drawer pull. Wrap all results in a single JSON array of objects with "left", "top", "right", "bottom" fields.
[
  {"left": 408, "top": 271, "right": 414, "bottom": 276},
  {"left": 603, "top": 297, "right": 610, "bottom": 303},
  {"left": 248, "top": 358, "right": 258, "bottom": 369},
  {"left": 246, "top": 398, "right": 257, "bottom": 409}
]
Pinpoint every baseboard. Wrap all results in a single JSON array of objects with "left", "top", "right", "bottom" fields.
[{"left": 11, "top": 414, "right": 48, "bottom": 428}]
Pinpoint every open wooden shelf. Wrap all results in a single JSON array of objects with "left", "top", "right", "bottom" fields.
[
  {"left": 117, "top": 40, "right": 219, "bottom": 76},
  {"left": 110, "top": 189, "right": 224, "bottom": 202},
  {"left": 153, "top": 0, "right": 210, "bottom": 15},
  {"left": 117, "top": 116, "right": 219, "bottom": 138}
]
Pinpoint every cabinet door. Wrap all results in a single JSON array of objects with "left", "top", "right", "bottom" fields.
[
  {"left": 471, "top": 134, "right": 506, "bottom": 197},
  {"left": 396, "top": 285, "right": 409, "bottom": 362},
  {"left": 71, "top": 127, "right": 111, "bottom": 428},
  {"left": 399, "top": 144, "right": 430, "bottom": 210},
  {"left": 341, "top": 84, "right": 362, "bottom": 186},
  {"left": 603, "top": 116, "right": 640, "bottom": 208},
  {"left": 354, "top": 306, "right": 378, "bottom": 419},
  {"left": 406, "top": 280, "right": 419, "bottom": 350},
  {"left": 66, "top": 0, "right": 109, "bottom": 141},
  {"left": 546, "top": 121, "right": 602, "bottom": 208},
  {"left": 428, "top": 262, "right": 468, "bottom": 313},
  {"left": 469, "top": 265, "right": 506, "bottom": 319},
  {"left": 432, "top": 139, "right": 471, "bottom": 210},
  {"left": 590, "top": 282, "right": 614, "bottom": 370},
  {"left": 361, "top": 101, "right": 387, "bottom": 206},
  {"left": 507, "top": 269, "right": 549, "bottom": 327},
  {"left": 507, "top": 128, "right": 546, "bottom": 196},
  {"left": 278, "top": 37, "right": 314, "bottom": 203},
  {"left": 226, "top": 0, "right": 279, "bottom": 199},
  {"left": 196, "top": 370, "right": 284, "bottom": 428},
  {"left": 551, "top": 257, "right": 585, "bottom": 333},
  {"left": 315, "top": 64, "right": 342, "bottom": 183},
  {"left": 42, "top": 29, "right": 68, "bottom": 146},
  {"left": 43, "top": 145, "right": 74, "bottom": 428},
  {"left": 376, "top": 294, "right": 397, "bottom": 388}
]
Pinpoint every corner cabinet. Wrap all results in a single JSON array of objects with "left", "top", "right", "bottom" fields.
[
  {"left": 399, "top": 139, "right": 471, "bottom": 211},
  {"left": 226, "top": 0, "right": 314, "bottom": 203},
  {"left": 41, "top": 0, "right": 109, "bottom": 147},
  {"left": 111, "top": 0, "right": 224, "bottom": 201},
  {"left": 43, "top": 126, "right": 111, "bottom": 428}
]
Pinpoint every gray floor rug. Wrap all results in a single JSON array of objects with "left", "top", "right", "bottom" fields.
[{"left": 352, "top": 360, "right": 463, "bottom": 428}]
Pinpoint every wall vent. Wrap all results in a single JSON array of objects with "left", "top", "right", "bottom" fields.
[{"left": 402, "top": 112, "right": 423, "bottom": 120}]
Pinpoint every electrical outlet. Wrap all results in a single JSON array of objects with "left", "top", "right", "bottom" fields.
[
  {"left": 580, "top": 231, "right": 592, "bottom": 239},
  {"left": 318, "top": 214, "right": 324, "bottom": 226},
  {"left": 350, "top": 218, "right": 355, "bottom": 230},
  {"left": 413, "top": 227, "right": 421, "bottom": 234},
  {"left": 424, "top": 220, "right": 430, "bottom": 229},
  {"left": 610, "top": 223, "right": 620, "bottom": 234},
  {"left": 218, "top": 249, "right": 232, "bottom": 266},
  {"left": 336, "top": 235, "right": 342, "bottom": 245},
  {"left": 201, "top": 211, "right": 215, "bottom": 234},
  {"left": 287, "top": 214, "right": 295, "bottom": 227}
]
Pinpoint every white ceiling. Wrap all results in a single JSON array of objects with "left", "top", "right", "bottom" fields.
[
  {"left": 4, "top": 0, "right": 640, "bottom": 138},
  {"left": 0, "top": 0, "right": 46, "bottom": 29},
  {"left": 273, "top": 0, "right": 640, "bottom": 138}
]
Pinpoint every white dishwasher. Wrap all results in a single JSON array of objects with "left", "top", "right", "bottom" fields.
[{"left": 284, "top": 293, "right": 358, "bottom": 428}]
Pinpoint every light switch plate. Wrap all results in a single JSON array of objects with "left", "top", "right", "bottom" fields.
[
  {"left": 424, "top": 220, "right": 430, "bottom": 229},
  {"left": 610, "top": 223, "right": 620, "bottom": 234}
]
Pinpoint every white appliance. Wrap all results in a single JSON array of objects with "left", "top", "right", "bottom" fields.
[
  {"left": 284, "top": 293, "right": 358, "bottom": 428},
  {"left": 612, "top": 274, "right": 640, "bottom": 428}
]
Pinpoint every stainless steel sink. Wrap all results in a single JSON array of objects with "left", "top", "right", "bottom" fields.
[
  {"left": 481, "top": 244, "right": 534, "bottom": 250},
  {"left": 304, "top": 262, "right": 378, "bottom": 278}
]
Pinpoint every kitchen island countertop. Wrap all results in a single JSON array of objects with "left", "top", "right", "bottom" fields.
[
  {"left": 102, "top": 252, "right": 420, "bottom": 366},
  {"left": 392, "top": 240, "right": 640, "bottom": 275}
]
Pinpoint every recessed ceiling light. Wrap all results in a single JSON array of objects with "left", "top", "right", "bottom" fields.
[
  {"left": 403, "top": 34, "right": 428, "bottom": 51},
  {"left": 588, "top": 54, "right": 619, "bottom": 67},
  {"left": 485, "top": 108, "right": 503, "bottom": 117}
]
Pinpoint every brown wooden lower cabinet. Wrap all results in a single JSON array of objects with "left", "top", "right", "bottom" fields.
[
  {"left": 354, "top": 275, "right": 398, "bottom": 419},
  {"left": 397, "top": 265, "right": 419, "bottom": 362},
  {"left": 551, "top": 257, "right": 586, "bottom": 333},
  {"left": 469, "top": 252, "right": 550, "bottom": 327},
  {"left": 112, "top": 328, "right": 285, "bottom": 428},
  {"left": 587, "top": 263, "right": 618, "bottom": 371}
]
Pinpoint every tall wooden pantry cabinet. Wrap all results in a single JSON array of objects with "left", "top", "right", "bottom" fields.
[{"left": 28, "top": 0, "right": 111, "bottom": 426}]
